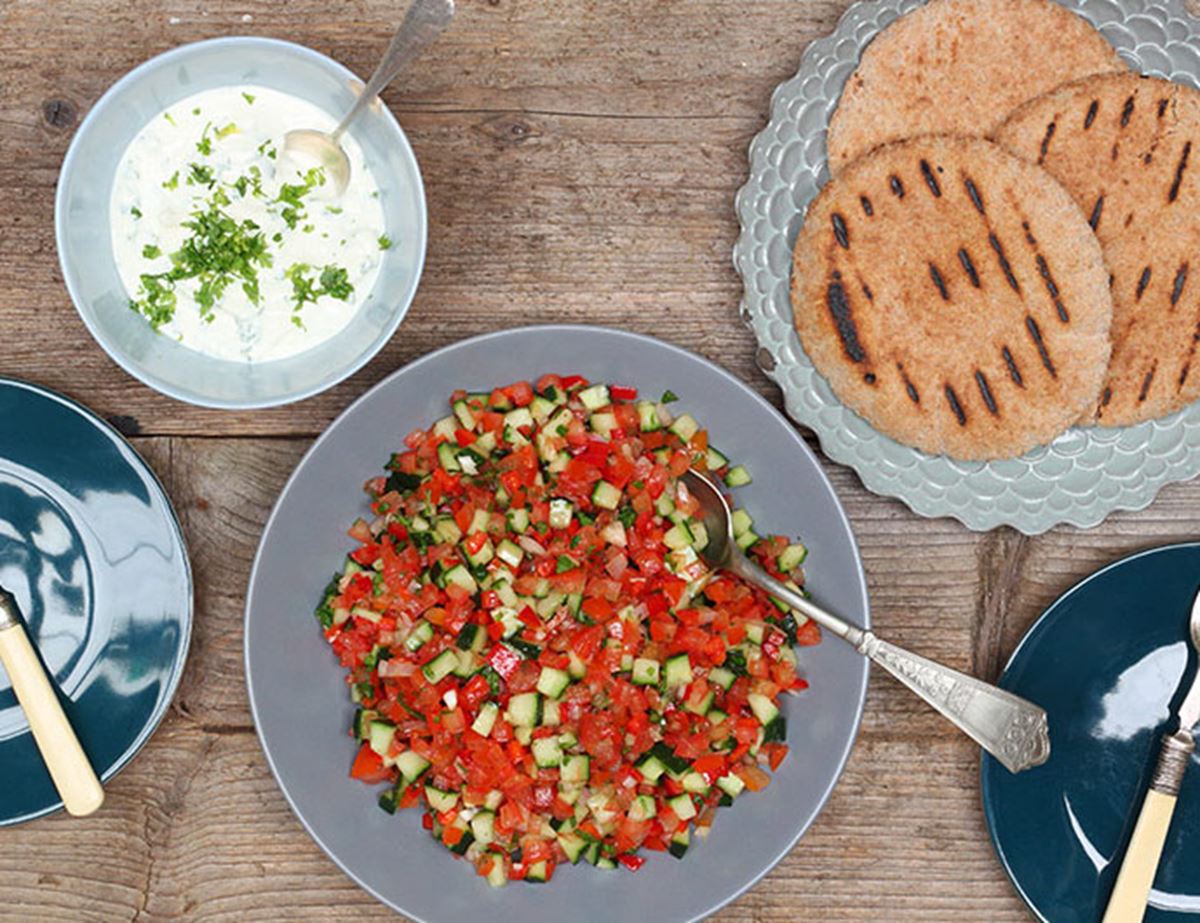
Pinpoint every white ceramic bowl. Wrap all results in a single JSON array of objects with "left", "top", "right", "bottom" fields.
[{"left": 56, "top": 36, "right": 427, "bottom": 409}]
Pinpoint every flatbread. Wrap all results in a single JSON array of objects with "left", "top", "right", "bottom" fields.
[
  {"left": 826, "top": 0, "right": 1125, "bottom": 174},
  {"left": 791, "top": 135, "right": 1112, "bottom": 460},
  {"left": 995, "top": 73, "right": 1200, "bottom": 426}
]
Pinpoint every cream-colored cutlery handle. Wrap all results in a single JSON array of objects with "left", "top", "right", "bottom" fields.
[
  {"left": 1102, "top": 731, "right": 1195, "bottom": 923},
  {"left": 0, "top": 623, "right": 104, "bottom": 816}
]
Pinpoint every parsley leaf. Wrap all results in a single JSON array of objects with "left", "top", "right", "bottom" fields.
[
  {"left": 555, "top": 555, "right": 577, "bottom": 574},
  {"left": 141, "top": 244, "right": 162, "bottom": 259},
  {"left": 661, "top": 389, "right": 679, "bottom": 404},
  {"left": 378, "top": 234, "right": 393, "bottom": 250}
]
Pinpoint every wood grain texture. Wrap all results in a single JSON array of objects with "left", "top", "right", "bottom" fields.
[{"left": 2, "top": 1, "right": 1199, "bottom": 920}]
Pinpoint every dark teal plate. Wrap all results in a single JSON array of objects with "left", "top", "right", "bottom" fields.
[
  {"left": 0, "top": 378, "right": 192, "bottom": 825},
  {"left": 982, "top": 544, "right": 1200, "bottom": 922}
]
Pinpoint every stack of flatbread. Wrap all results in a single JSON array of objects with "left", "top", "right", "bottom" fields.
[{"left": 790, "top": 0, "right": 1200, "bottom": 460}]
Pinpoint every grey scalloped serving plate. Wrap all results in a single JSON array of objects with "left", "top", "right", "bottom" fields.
[{"left": 734, "top": 0, "right": 1200, "bottom": 535}]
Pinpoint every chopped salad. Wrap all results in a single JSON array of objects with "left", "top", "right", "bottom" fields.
[{"left": 315, "top": 374, "right": 818, "bottom": 886}]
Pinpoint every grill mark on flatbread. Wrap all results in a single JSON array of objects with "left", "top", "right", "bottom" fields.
[
  {"left": 1169, "top": 141, "right": 1192, "bottom": 203},
  {"left": 831, "top": 213, "right": 850, "bottom": 249},
  {"left": 1136, "top": 266, "right": 1152, "bottom": 301},
  {"left": 1180, "top": 322, "right": 1200, "bottom": 390},
  {"left": 1038, "top": 121, "right": 1057, "bottom": 163},
  {"left": 861, "top": 280, "right": 875, "bottom": 301},
  {"left": 1089, "top": 195, "right": 1105, "bottom": 230},
  {"left": 897, "top": 362, "right": 920, "bottom": 404},
  {"left": 975, "top": 370, "right": 998, "bottom": 415},
  {"left": 959, "top": 248, "right": 981, "bottom": 288},
  {"left": 1159, "top": 98, "right": 1170, "bottom": 118},
  {"left": 1001, "top": 346, "right": 1024, "bottom": 388},
  {"left": 1120, "top": 95, "right": 1136, "bottom": 127},
  {"left": 929, "top": 263, "right": 950, "bottom": 301},
  {"left": 963, "top": 176, "right": 986, "bottom": 215},
  {"left": 863, "top": 372, "right": 877, "bottom": 384},
  {"left": 988, "top": 233, "right": 1021, "bottom": 293},
  {"left": 1172, "top": 263, "right": 1190, "bottom": 308},
  {"left": 860, "top": 195, "right": 874, "bottom": 217},
  {"left": 826, "top": 273, "right": 867, "bottom": 363},
  {"left": 890, "top": 175, "right": 905, "bottom": 198},
  {"left": 920, "top": 159, "right": 942, "bottom": 197},
  {"left": 1025, "top": 315, "right": 1056, "bottom": 378},
  {"left": 944, "top": 384, "right": 967, "bottom": 426},
  {"left": 1138, "top": 360, "right": 1158, "bottom": 403},
  {"left": 1084, "top": 100, "right": 1099, "bottom": 129},
  {"left": 1111, "top": 141, "right": 1120, "bottom": 161},
  {"left": 1020, "top": 219, "right": 1070, "bottom": 323}
]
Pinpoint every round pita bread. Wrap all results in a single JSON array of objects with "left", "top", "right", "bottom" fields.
[
  {"left": 996, "top": 72, "right": 1200, "bottom": 426},
  {"left": 827, "top": 0, "right": 1125, "bottom": 174},
  {"left": 792, "top": 135, "right": 1112, "bottom": 460}
]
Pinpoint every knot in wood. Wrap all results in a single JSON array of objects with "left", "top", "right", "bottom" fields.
[{"left": 42, "top": 98, "right": 77, "bottom": 130}]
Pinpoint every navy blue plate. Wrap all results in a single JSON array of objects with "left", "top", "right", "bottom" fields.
[
  {"left": 982, "top": 544, "right": 1200, "bottom": 922},
  {"left": 0, "top": 378, "right": 192, "bottom": 824}
]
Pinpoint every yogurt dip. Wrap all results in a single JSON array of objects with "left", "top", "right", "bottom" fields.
[{"left": 109, "top": 85, "right": 389, "bottom": 362}]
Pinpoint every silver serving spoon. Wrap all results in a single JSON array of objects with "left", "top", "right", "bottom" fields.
[
  {"left": 683, "top": 469, "right": 1051, "bottom": 773},
  {"left": 281, "top": 0, "right": 455, "bottom": 195}
]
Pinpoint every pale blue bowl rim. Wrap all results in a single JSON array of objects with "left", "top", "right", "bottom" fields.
[{"left": 53, "top": 35, "right": 429, "bottom": 410}]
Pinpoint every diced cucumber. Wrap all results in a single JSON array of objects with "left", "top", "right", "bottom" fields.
[
  {"left": 708, "top": 666, "right": 736, "bottom": 690},
  {"left": 542, "top": 698, "right": 561, "bottom": 726},
  {"left": 531, "top": 736, "right": 564, "bottom": 768},
  {"left": 405, "top": 620, "right": 434, "bottom": 651},
  {"left": 529, "top": 395, "right": 557, "bottom": 423},
  {"left": 456, "top": 622, "right": 484, "bottom": 652},
  {"left": 353, "top": 708, "right": 376, "bottom": 741},
  {"left": 474, "top": 431, "right": 498, "bottom": 456},
  {"left": 453, "top": 650, "right": 480, "bottom": 678},
  {"left": 628, "top": 794, "right": 657, "bottom": 821},
  {"left": 395, "top": 750, "right": 430, "bottom": 781},
  {"left": 507, "top": 692, "right": 542, "bottom": 728},
  {"left": 763, "top": 714, "right": 787, "bottom": 743},
  {"left": 730, "top": 508, "right": 753, "bottom": 536},
  {"left": 591, "top": 480, "right": 622, "bottom": 510},
  {"left": 631, "top": 657, "right": 660, "bottom": 686},
  {"left": 504, "top": 407, "right": 534, "bottom": 431},
  {"left": 668, "top": 828, "right": 690, "bottom": 858},
  {"left": 705, "top": 446, "right": 729, "bottom": 470},
  {"left": 425, "top": 785, "right": 458, "bottom": 813},
  {"left": 735, "top": 529, "right": 760, "bottom": 551},
  {"left": 525, "top": 860, "right": 549, "bottom": 882},
  {"left": 433, "top": 517, "right": 462, "bottom": 544},
  {"left": 506, "top": 508, "right": 531, "bottom": 533},
  {"left": 486, "top": 860, "right": 507, "bottom": 888},
  {"left": 368, "top": 720, "right": 396, "bottom": 757},
  {"left": 536, "top": 666, "right": 571, "bottom": 699},
  {"left": 548, "top": 498, "right": 573, "bottom": 529},
  {"left": 422, "top": 649, "right": 459, "bottom": 683},
  {"left": 496, "top": 538, "right": 524, "bottom": 568},
  {"left": 669, "top": 413, "right": 699, "bottom": 442},
  {"left": 636, "top": 400, "right": 661, "bottom": 431},
  {"left": 471, "top": 701, "right": 500, "bottom": 737},
  {"left": 681, "top": 771, "right": 709, "bottom": 794},
  {"left": 465, "top": 536, "right": 494, "bottom": 567},
  {"left": 664, "top": 653, "right": 694, "bottom": 690},
  {"left": 452, "top": 399, "right": 476, "bottom": 431},
  {"left": 589, "top": 412, "right": 618, "bottom": 437},
  {"left": 716, "top": 772, "right": 746, "bottom": 799},
  {"left": 668, "top": 793, "right": 697, "bottom": 821},
  {"left": 635, "top": 754, "right": 666, "bottom": 783},
  {"left": 747, "top": 692, "right": 780, "bottom": 726},
  {"left": 567, "top": 650, "right": 587, "bottom": 679},
  {"left": 443, "top": 564, "right": 478, "bottom": 595},
  {"left": 561, "top": 754, "right": 590, "bottom": 784},
  {"left": 432, "top": 416, "right": 457, "bottom": 440},
  {"left": 558, "top": 832, "right": 588, "bottom": 864},
  {"left": 577, "top": 384, "right": 610, "bottom": 411},
  {"left": 595, "top": 857, "right": 617, "bottom": 871},
  {"left": 654, "top": 494, "right": 676, "bottom": 517},
  {"left": 689, "top": 521, "right": 709, "bottom": 551},
  {"left": 778, "top": 543, "right": 808, "bottom": 573},
  {"left": 683, "top": 690, "right": 714, "bottom": 716},
  {"left": 724, "top": 465, "right": 752, "bottom": 487},
  {"left": 471, "top": 810, "right": 496, "bottom": 845},
  {"left": 456, "top": 449, "right": 484, "bottom": 475},
  {"left": 437, "top": 442, "right": 461, "bottom": 472},
  {"left": 745, "top": 623, "right": 766, "bottom": 645},
  {"left": 663, "top": 522, "right": 693, "bottom": 551}
]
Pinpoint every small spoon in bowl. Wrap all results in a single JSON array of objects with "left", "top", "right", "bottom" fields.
[
  {"left": 682, "top": 468, "right": 1051, "bottom": 773},
  {"left": 281, "top": 0, "right": 455, "bottom": 196}
]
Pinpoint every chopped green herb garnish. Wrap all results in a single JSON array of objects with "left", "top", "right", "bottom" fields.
[
  {"left": 555, "top": 555, "right": 577, "bottom": 574},
  {"left": 142, "top": 244, "right": 162, "bottom": 259},
  {"left": 241, "top": 92, "right": 256, "bottom": 105},
  {"left": 130, "top": 206, "right": 142, "bottom": 219},
  {"left": 215, "top": 122, "right": 238, "bottom": 139},
  {"left": 284, "top": 262, "right": 355, "bottom": 314},
  {"left": 325, "top": 205, "right": 343, "bottom": 214},
  {"left": 661, "top": 389, "right": 679, "bottom": 404},
  {"left": 163, "top": 112, "right": 176, "bottom": 126},
  {"left": 276, "top": 166, "right": 325, "bottom": 229},
  {"left": 196, "top": 122, "right": 213, "bottom": 156},
  {"left": 191, "top": 107, "right": 201, "bottom": 116},
  {"left": 162, "top": 171, "right": 180, "bottom": 190},
  {"left": 378, "top": 234, "right": 393, "bottom": 250},
  {"left": 187, "top": 162, "right": 215, "bottom": 187}
]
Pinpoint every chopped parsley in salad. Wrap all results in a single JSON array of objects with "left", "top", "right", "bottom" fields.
[{"left": 316, "top": 374, "right": 817, "bottom": 886}]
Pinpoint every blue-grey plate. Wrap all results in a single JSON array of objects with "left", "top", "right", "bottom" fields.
[
  {"left": 245, "top": 325, "right": 869, "bottom": 923},
  {"left": 982, "top": 544, "right": 1200, "bottom": 922},
  {"left": 0, "top": 378, "right": 192, "bottom": 825}
]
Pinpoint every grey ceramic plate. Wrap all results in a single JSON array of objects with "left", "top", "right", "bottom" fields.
[
  {"left": 245, "top": 325, "right": 869, "bottom": 922},
  {"left": 734, "top": 0, "right": 1200, "bottom": 535}
]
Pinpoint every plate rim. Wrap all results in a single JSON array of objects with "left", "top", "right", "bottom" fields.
[
  {"left": 244, "top": 323, "right": 870, "bottom": 921},
  {"left": 979, "top": 540, "right": 1200, "bottom": 922},
  {"left": 54, "top": 34, "right": 430, "bottom": 410},
  {"left": 732, "top": 0, "right": 1200, "bottom": 535},
  {"left": 0, "top": 375, "right": 195, "bottom": 826}
]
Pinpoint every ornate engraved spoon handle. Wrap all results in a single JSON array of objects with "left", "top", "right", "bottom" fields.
[{"left": 728, "top": 554, "right": 1051, "bottom": 773}]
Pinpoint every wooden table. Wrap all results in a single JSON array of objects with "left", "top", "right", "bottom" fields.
[{"left": 2, "top": 1, "right": 1198, "bottom": 919}]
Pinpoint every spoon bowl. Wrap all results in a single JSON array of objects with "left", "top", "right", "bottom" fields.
[
  {"left": 682, "top": 468, "right": 1051, "bottom": 772},
  {"left": 280, "top": 0, "right": 454, "bottom": 197}
]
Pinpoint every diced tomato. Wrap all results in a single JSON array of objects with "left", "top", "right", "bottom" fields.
[
  {"left": 609, "top": 385, "right": 638, "bottom": 401},
  {"left": 618, "top": 853, "right": 646, "bottom": 871},
  {"left": 349, "top": 744, "right": 391, "bottom": 784}
]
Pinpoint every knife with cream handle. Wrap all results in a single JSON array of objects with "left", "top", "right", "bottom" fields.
[
  {"left": 1101, "top": 588, "right": 1200, "bottom": 923},
  {"left": 0, "top": 586, "right": 104, "bottom": 816}
]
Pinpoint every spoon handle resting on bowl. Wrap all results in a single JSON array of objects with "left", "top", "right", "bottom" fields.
[
  {"left": 1101, "top": 729, "right": 1195, "bottom": 923},
  {"left": 0, "top": 590, "right": 104, "bottom": 817},
  {"left": 729, "top": 554, "right": 1051, "bottom": 774},
  {"left": 332, "top": 0, "right": 456, "bottom": 141}
]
